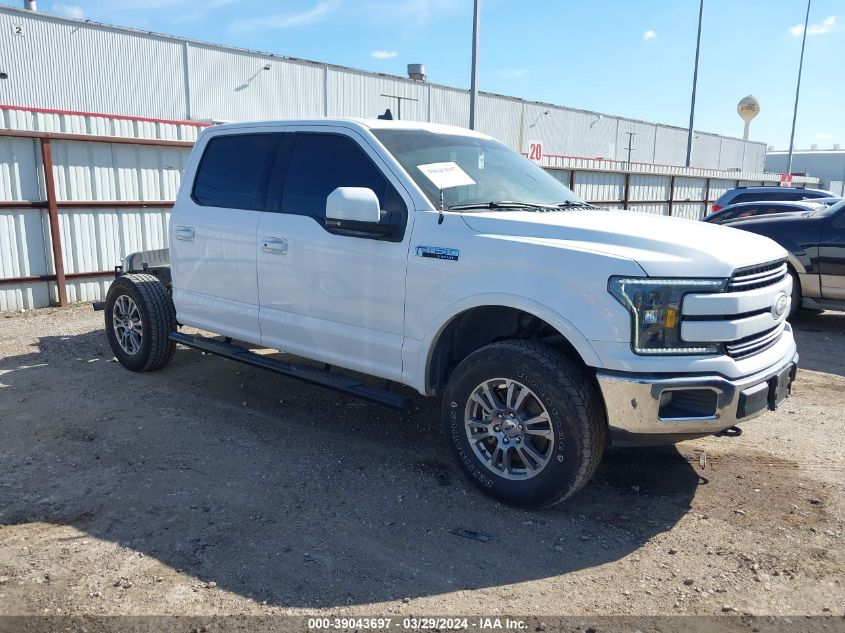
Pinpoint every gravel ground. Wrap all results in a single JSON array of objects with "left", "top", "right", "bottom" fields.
[{"left": 0, "top": 305, "right": 843, "bottom": 621}]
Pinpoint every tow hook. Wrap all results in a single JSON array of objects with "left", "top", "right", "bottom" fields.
[{"left": 716, "top": 425, "right": 743, "bottom": 438}]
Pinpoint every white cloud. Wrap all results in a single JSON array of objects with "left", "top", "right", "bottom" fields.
[
  {"left": 815, "top": 132, "right": 833, "bottom": 140},
  {"left": 371, "top": 50, "right": 398, "bottom": 59},
  {"left": 52, "top": 3, "right": 85, "bottom": 19},
  {"left": 230, "top": 1, "right": 337, "bottom": 33},
  {"left": 643, "top": 29, "right": 657, "bottom": 40},
  {"left": 790, "top": 15, "right": 837, "bottom": 36}
]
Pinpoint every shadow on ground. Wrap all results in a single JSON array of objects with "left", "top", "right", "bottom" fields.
[
  {"left": 790, "top": 309, "right": 845, "bottom": 377},
  {"left": 0, "top": 330, "right": 703, "bottom": 608}
]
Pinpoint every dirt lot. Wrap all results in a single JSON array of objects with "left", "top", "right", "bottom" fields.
[{"left": 0, "top": 305, "right": 843, "bottom": 621}]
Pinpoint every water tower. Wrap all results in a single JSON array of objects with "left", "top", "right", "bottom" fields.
[{"left": 737, "top": 96, "right": 760, "bottom": 140}]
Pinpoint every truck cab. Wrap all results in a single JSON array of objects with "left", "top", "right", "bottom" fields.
[{"left": 103, "top": 118, "right": 798, "bottom": 508}]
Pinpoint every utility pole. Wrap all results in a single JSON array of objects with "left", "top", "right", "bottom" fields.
[
  {"left": 685, "top": 0, "right": 704, "bottom": 167},
  {"left": 787, "top": 0, "right": 811, "bottom": 175},
  {"left": 469, "top": 0, "right": 480, "bottom": 130},
  {"left": 380, "top": 94, "right": 419, "bottom": 121},
  {"left": 624, "top": 132, "right": 636, "bottom": 170}
]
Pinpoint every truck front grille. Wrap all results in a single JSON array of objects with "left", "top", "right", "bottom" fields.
[
  {"left": 725, "top": 323, "right": 785, "bottom": 359},
  {"left": 681, "top": 258, "right": 790, "bottom": 360},
  {"left": 726, "top": 260, "right": 788, "bottom": 292}
]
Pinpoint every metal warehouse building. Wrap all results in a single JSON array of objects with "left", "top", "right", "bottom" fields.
[
  {"left": 766, "top": 149, "right": 845, "bottom": 195},
  {"left": 0, "top": 4, "right": 815, "bottom": 311}
]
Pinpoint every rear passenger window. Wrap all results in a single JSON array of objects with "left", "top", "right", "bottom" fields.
[
  {"left": 192, "top": 134, "right": 278, "bottom": 210},
  {"left": 282, "top": 134, "right": 405, "bottom": 219}
]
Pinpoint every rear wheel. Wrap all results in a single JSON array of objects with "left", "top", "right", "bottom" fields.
[
  {"left": 105, "top": 273, "right": 176, "bottom": 372},
  {"left": 442, "top": 340, "right": 606, "bottom": 508}
]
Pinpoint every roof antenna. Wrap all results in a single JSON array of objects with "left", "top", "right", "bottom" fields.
[
  {"left": 377, "top": 108, "right": 394, "bottom": 120},
  {"left": 438, "top": 188, "right": 445, "bottom": 225}
]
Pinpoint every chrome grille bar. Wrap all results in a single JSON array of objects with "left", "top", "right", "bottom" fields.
[
  {"left": 725, "top": 323, "right": 785, "bottom": 359},
  {"left": 726, "top": 262, "right": 787, "bottom": 292}
]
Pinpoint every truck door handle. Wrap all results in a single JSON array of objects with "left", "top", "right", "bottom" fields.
[
  {"left": 262, "top": 238, "right": 288, "bottom": 254},
  {"left": 174, "top": 226, "right": 195, "bottom": 241}
]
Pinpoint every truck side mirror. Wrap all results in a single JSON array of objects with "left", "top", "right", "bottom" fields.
[{"left": 326, "top": 187, "right": 381, "bottom": 224}]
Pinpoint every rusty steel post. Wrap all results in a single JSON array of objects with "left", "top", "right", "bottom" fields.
[
  {"left": 39, "top": 138, "right": 68, "bottom": 307},
  {"left": 668, "top": 175, "right": 676, "bottom": 216}
]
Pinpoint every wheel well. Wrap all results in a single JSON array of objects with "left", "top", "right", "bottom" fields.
[
  {"left": 427, "top": 306, "right": 587, "bottom": 394},
  {"left": 786, "top": 263, "right": 801, "bottom": 293}
]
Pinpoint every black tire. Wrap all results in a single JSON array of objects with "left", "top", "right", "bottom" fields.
[
  {"left": 105, "top": 273, "right": 176, "bottom": 372},
  {"left": 442, "top": 340, "right": 606, "bottom": 508}
]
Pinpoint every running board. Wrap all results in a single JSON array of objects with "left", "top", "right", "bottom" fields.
[{"left": 169, "top": 332, "right": 412, "bottom": 411}]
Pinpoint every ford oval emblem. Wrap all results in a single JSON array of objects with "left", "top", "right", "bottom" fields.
[{"left": 772, "top": 293, "right": 789, "bottom": 319}]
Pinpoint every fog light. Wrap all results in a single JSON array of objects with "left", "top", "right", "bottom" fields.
[{"left": 658, "top": 389, "right": 718, "bottom": 420}]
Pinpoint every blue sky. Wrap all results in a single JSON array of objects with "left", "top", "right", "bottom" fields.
[{"left": 44, "top": 0, "right": 843, "bottom": 149}]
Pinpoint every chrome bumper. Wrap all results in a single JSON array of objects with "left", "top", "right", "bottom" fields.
[{"left": 596, "top": 347, "right": 799, "bottom": 447}]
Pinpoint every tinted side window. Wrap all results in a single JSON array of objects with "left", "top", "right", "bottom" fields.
[
  {"left": 725, "top": 205, "right": 758, "bottom": 219},
  {"left": 192, "top": 134, "right": 278, "bottom": 210},
  {"left": 282, "top": 134, "right": 404, "bottom": 219}
]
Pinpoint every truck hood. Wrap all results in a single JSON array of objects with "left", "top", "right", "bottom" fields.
[{"left": 460, "top": 209, "right": 788, "bottom": 278}]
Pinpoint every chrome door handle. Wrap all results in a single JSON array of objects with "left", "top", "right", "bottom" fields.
[
  {"left": 174, "top": 226, "right": 195, "bottom": 241},
  {"left": 262, "top": 238, "right": 288, "bottom": 254}
]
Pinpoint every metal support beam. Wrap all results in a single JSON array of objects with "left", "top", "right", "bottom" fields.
[
  {"left": 0, "top": 270, "right": 114, "bottom": 286},
  {"left": 39, "top": 138, "right": 67, "bottom": 307},
  {"left": 0, "top": 129, "right": 194, "bottom": 148},
  {"left": 623, "top": 173, "right": 631, "bottom": 210},
  {"left": 668, "top": 175, "right": 676, "bottom": 216}
]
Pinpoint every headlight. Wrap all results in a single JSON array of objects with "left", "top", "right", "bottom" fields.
[{"left": 609, "top": 277, "right": 725, "bottom": 355}]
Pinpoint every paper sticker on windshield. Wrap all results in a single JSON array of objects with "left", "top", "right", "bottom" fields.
[{"left": 417, "top": 162, "right": 476, "bottom": 190}]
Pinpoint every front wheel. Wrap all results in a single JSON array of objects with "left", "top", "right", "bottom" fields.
[
  {"left": 442, "top": 340, "right": 606, "bottom": 508},
  {"left": 105, "top": 273, "right": 176, "bottom": 372}
]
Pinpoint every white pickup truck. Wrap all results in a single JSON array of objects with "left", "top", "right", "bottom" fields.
[{"left": 101, "top": 118, "right": 798, "bottom": 508}]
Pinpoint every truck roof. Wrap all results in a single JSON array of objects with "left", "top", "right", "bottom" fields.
[{"left": 205, "top": 117, "right": 493, "bottom": 140}]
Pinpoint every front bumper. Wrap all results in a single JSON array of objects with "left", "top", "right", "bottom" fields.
[{"left": 596, "top": 345, "right": 798, "bottom": 447}]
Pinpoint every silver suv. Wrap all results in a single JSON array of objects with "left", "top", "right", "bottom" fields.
[{"left": 711, "top": 186, "right": 836, "bottom": 213}]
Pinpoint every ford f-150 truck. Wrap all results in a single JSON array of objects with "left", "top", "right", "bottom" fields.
[{"left": 101, "top": 118, "right": 798, "bottom": 508}]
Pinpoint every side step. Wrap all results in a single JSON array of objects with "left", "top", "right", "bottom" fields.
[{"left": 169, "top": 332, "right": 412, "bottom": 411}]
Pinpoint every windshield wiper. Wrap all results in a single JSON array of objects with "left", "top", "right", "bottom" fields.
[
  {"left": 556, "top": 200, "right": 600, "bottom": 210},
  {"left": 447, "top": 201, "right": 552, "bottom": 212}
]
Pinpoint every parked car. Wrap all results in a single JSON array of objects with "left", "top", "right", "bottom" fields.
[
  {"left": 704, "top": 200, "right": 829, "bottom": 225},
  {"left": 711, "top": 186, "right": 837, "bottom": 213},
  {"left": 97, "top": 118, "right": 798, "bottom": 508},
  {"left": 724, "top": 199, "right": 845, "bottom": 316}
]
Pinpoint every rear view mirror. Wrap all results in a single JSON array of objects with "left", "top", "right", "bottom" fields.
[{"left": 326, "top": 187, "right": 381, "bottom": 224}]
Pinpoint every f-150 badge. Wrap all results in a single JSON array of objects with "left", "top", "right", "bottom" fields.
[{"left": 415, "top": 246, "right": 460, "bottom": 261}]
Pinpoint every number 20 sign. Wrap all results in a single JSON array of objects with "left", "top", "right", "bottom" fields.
[{"left": 527, "top": 141, "right": 543, "bottom": 164}]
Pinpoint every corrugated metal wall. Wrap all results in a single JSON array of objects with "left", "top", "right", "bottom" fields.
[
  {"left": 0, "top": 108, "right": 195, "bottom": 311},
  {"left": 0, "top": 9, "right": 186, "bottom": 120},
  {"left": 0, "top": 5, "right": 770, "bottom": 172}
]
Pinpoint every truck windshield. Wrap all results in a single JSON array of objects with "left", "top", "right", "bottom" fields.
[{"left": 371, "top": 129, "right": 583, "bottom": 209}]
